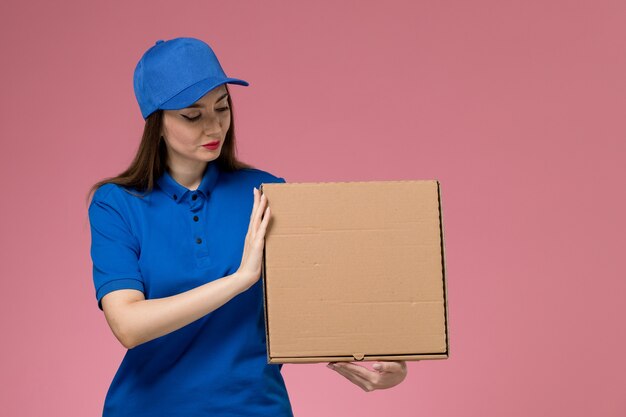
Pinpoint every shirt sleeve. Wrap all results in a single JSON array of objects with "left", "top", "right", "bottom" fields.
[{"left": 88, "top": 193, "right": 145, "bottom": 311}]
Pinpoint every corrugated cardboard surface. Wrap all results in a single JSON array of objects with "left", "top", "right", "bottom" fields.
[{"left": 259, "top": 180, "right": 449, "bottom": 364}]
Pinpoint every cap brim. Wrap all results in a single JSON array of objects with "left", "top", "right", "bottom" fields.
[{"left": 159, "top": 77, "right": 249, "bottom": 110}]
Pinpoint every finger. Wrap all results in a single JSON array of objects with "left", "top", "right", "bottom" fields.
[
  {"left": 332, "top": 365, "right": 368, "bottom": 386},
  {"left": 244, "top": 188, "right": 258, "bottom": 242},
  {"left": 372, "top": 361, "right": 404, "bottom": 373},
  {"left": 335, "top": 362, "right": 379, "bottom": 381},
  {"left": 257, "top": 206, "right": 271, "bottom": 237},
  {"left": 329, "top": 365, "right": 373, "bottom": 392},
  {"left": 252, "top": 193, "right": 267, "bottom": 235},
  {"left": 248, "top": 188, "right": 259, "bottom": 237},
  {"left": 331, "top": 363, "right": 377, "bottom": 383},
  {"left": 254, "top": 194, "right": 268, "bottom": 234}
]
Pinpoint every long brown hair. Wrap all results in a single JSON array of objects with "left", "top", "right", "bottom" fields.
[{"left": 85, "top": 85, "right": 255, "bottom": 206}]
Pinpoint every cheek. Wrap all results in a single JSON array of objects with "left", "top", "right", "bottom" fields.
[
  {"left": 222, "top": 112, "right": 232, "bottom": 129},
  {"left": 168, "top": 124, "right": 200, "bottom": 145}
]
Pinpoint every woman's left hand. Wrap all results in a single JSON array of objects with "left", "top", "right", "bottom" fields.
[{"left": 326, "top": 360, "right": 408, "bottom": 392}]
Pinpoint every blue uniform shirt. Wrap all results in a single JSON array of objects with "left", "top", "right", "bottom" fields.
[{"left": 88, "top": 161, "right": 293, "bottom": 417}]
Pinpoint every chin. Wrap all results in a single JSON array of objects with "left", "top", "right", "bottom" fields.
[{"left": 202, "top": 152, "right": 221, "bottom": 161}]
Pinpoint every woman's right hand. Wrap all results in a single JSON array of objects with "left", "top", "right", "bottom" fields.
[{"left": 236, "top": 187, "right": 271, "bottom": 291}]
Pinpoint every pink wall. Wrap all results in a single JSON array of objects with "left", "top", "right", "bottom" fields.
[{"left": 1, "top": 0, "right": 624, "bottom": 416}]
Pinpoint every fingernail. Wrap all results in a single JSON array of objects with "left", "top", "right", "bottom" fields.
[
  {"left": 373, "top": 364, "right": 382, "bottom": 370},
  {"left": 327, "top": 363, "right": 335, "bottom": 369}
]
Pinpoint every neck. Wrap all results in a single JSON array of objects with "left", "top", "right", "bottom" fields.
[{"left": 167, "top": 160, "right": 208, "bottom": 191}]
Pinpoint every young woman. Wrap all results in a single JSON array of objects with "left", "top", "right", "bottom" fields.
[{"left": 86, "top": 37, "right": 407, "bottom": 417}]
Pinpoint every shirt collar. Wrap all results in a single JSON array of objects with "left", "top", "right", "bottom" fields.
[{"left": 156, "top": 162, "right": 220, "bottom": 204}]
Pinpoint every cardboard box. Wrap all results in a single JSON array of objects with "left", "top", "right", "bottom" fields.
[{"left": 259, "top": 180, "right": 449, "bottom": 364}]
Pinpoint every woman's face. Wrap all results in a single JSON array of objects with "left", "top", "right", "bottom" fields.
[{"left": 161, "top": 84, "right": 231, "bottom": 168}]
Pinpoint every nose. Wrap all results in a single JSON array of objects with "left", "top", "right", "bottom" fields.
[{"left": 201, "top": 115, "right": 221, "bottom": 135}]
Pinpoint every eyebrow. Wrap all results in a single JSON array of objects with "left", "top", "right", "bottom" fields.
[{"left": 185, "top": 93, "right": 229, "bottom": 109}]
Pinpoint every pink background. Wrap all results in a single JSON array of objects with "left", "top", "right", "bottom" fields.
[{"left": 1, "top": 0, "right": 624, "bottom": 416}]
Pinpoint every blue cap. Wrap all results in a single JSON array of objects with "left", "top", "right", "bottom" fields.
[{"left": 133, "top": 37, "right": 249, "bottom": 119}]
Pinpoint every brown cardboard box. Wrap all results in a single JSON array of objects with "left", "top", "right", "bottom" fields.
[{"left": 259, "top": 180, "right": 449, "bottom": 364}]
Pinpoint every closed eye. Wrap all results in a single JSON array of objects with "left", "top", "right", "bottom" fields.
[{"left": 182, "top": 107, "right": 230, "bottom": 122}]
